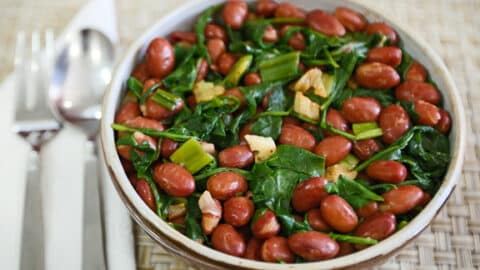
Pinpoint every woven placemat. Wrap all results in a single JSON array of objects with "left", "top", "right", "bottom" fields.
[{"left": 1, "top": 0, "right": 478, "bottom": 269}]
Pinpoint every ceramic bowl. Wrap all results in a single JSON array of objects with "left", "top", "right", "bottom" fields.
[{"left": 101, "top": 0, "right": 466, "bottom": 269}]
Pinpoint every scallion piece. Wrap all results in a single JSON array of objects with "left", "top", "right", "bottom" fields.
[
  {"left": 352, "top": 122, "right": 380, "bottom": 135},
  {"left": 225, "top": 54, "right": 253, "bottom": 88},
  {"left": 328, "top": 233, "right": 378, "bottom": 245},
  {"left": 111, "top": 124, "right": 193, "bottom": 141},
  {"left": 355, "top": 128, "right": 383, "bottom": 140},
  {"left": 151, "top": 89, "right": 183, "bottom": 111},
  {"left": 127, "top": 77, "right": 143, "bottom": 99},
  {"left": 259, "top": 51, "right": 300, "bottom": 82},
  {"left": 170, "top": 138, "right": 215, "bottom": 174}
]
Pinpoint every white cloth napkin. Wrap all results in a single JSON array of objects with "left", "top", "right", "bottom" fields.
[{"left": 0, "top": 0, "right": 135, "bottom": 270}]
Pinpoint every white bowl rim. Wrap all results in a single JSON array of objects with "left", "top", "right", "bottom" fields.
[{"left": 101, "top": 0, "right": 467, "bottom": 269}]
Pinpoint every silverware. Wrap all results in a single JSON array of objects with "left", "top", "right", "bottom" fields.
[
  {"left": 13, "top": 30, "right": 62, "bottom": 270},
  {"left": 49, "top": 29, "right": 114, "bottom": 270}
]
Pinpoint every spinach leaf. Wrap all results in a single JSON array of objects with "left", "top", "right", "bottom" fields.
[
  {"left": 267, "top": 145, "right": 326, "bottom": 177},
  {"left": 399, "top": 101, "right": 419, "bottom": 122},
  {"left": 250, "top": 87, "right": 289, "bottom": 139},
  {"left": 396, "top": 49, "right": 413, "bottom": 81},
  {"left": 244, "top": 20, "right": 275, "bottom": 49},
  {"left": 162, "top": 47, "right": 198, "bottom": 93},
  {"left": 277, "top": 214, "right": 312, "bottom": 236},
  {"left": 185, "top": 194, "right": 208, "bottom": 243},
  {"left": 194, "top": 5, "right": 223, "bottom": 62},
  {"left": 127, "top": 77, "right": 143, "bottom": 99},
  {"left": 325, "top": 175, "right": 384, "bottom": 209}
]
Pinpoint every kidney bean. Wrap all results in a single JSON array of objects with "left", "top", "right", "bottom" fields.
[
  {"left": 395, "top": 81, "right": 441, "bottom": 105},
  {"left": 207, "top": 38, "right": 226, "bottom": 64},
  {"left": 324, "top": 109, "right": 349, "bottom": 136},
  {"left": 356, "top": 201, "right": 379, "bottom": 219},
  {"left": 367, "top": 46, "right": 402, "bottom": 67},
  {"left": 435, "top": 109, "right": 452, "bottom": 134},
  {"left": 153, "top": 163, "right": 195, "bottom": 197},
  {"left": 365, "top": 22, "right": 398, "bottom": 45},
  {"left": 239, "top": 122, "right": 254, "bottom": 143},
  {"left": 256, "top": 0, "right": 278, "bottom": 17},
  {"left": 334, "top": 7, "right": 367, "bottom": 32},
  {"left": 142, "top": 78, "right": 161, "bottom": 94},
  {"left": 129, "top": 174, "right": 139, "bottom": 186},
  {"left": 186, "top": 95, "right": 197, "bottom": 110},
  {"left": 406, "top": 61, "right": 427, "bottom": 82},
  {"left": 146, "top": 38, "right": 175, "bottom": 79},
  {"left": 223, "top": 88, "right": 246, "bottom": 107},
  {"left": 169, "top": 31, "right": 197, "bottom": 44},
  {"left": 274, "top": 2, "right": 306, "bottom": 19},
  {"left": 222, "top": 0, "right": 248, "bottom": 30},
  {"left": 205, "top": 23, "right": 228, "bottom": 42},
  {"left": 121, "top": 158, "right": 135, "bottom": 175},
  {"left": 244, "top": 72, "right": 261, "bottom": 86},
  {"left": 211, "top": 224, "right": 246, "bottom": 257},
  {"left": 289, "top": 32, "right": 306, "bottom": 50},
  {"left": 131, "top": 62, "right": 149, "bottom": 82},
  {"left": 223, "top": 197, "right": 254, "bottom": 227},
  {"left": 353, "top": 139, "right": 382, "bottom": 161},
  {"left": 283, "top": 116, "right": 301, "bottom": 126},
  {"left": 379, "top": 104, "right": 411, "bottom": 144},
  {"left": 355, "top": 62, "right": 400, "bottom": 89},
  {"left": 288, "top": 231, "right": 339, "bottom": 261},
  {"left": 160, "top": 138, "right": 179, "bottom": 158},
  {"left": 196, "top": 59, "right": 209, "bottom": 82},
  {"left": 380, "top": 185, "right": 424, "bottom": 214},
  {"left": 314, "top": 136, "right": 353, "bottom": 166},
  {"left": 135, "top": 179, "right": 156, "bottom": 210},
  {"left": 338, "top": 242, "right": 355, "bottom": 257},
  {"left": 320, "top": 195, "right": 358, "bottom": 233},
  {"left": 420, "top": 192, "right": 432, "bottom": 207},
  {"left": 125, "top": 116, "right": 164, "bottom": 131},
  {"left": 245, "top": 238, "right": 263, "bottom": 260},
  {"left": 354, "top": 212, "right": 396, "bottom": 249},
  {"left": 218, "top": 53, "right": 238, "bottom": 75},
  {"left": 207, "top": 171, "right": 248, "bottom": 200},
  {"left": 414, "top": 100, "right": 441, "bottom": 126},
  {"left": 279, "top": 124, "right": 316, "bottom": 151},
  {"left": 292, "top": 177, "right": 328, "bottom": 212},
  {"left": 142, "top": 96, "right": 184, "bottom": 120},
  {"left": 251, "top": 210, "right": 281, "bottom": 239},
  {"left": 307, "top": 9, "right": 346, "bottom": 37},
  {"left": 117, "top": 132, "right": 157, "bottom": 160},
  {"left": 218, "top": 145, "right": 254, "bottom": 168},
  {"left": 263, "top": 25, "right": 279, "bottom": 43},
  {"left": 342, "top": 97, "right": 382, "bottom": 123},
  {"left": 261, "top": 237, "right": 295, "bottom": 263},
  {"left": 115, "top": 102, "right": 141, "bottom": 124},
  {"left": 366, "top": 160, "right": 408, "bottom": 184},
  {"left": 307, "top": 209, "right": 332, "bottom": 232}
]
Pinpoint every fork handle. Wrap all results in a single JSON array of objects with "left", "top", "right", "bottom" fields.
[{"left": 20, "top": 150, "right": 45, "bottom": 270}]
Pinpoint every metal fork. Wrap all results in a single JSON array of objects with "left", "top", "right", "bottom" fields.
[{"left": 13, "top": 30, "right": 62, "bottom": 270}]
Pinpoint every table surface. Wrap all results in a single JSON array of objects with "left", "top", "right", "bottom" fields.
[{"left": 1, "top": 0, "right": 479, "bottom": 269}]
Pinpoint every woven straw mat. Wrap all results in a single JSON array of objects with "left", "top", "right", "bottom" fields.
[{"left": 1, "top": 0, "right": 478, "bottom": 269}]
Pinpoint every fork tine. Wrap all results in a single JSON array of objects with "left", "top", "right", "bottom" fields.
[{"left": 15, "top": 31, "right": 26, "bottom": 112}]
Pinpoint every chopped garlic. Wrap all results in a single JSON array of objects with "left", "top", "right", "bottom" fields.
[
  {"left": 290, "top": 68, "right": 334, "bottom": 98},
  {"left": 325, "top": 163, "right": 358, "bottom": 182},
  {"left": 193, "top": 81, "right": 225, "bottom": 103},
  {"left": 244, "top": 135, "right": 276, "bottom": 162},
  {"left": 293, "top": 92, "right": 321, "bottom": 121}
]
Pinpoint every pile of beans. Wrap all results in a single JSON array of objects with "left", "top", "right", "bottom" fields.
[{"left": 114, "top": 0, "right": 452, "bottom": 263}]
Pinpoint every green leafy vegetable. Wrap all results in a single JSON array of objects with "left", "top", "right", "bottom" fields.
[
  {"left": 185, "top": 195, "right": 208, "bottom": 243},
  {"left": 151, "top": 89, "right": 183, "bottom": 111},
  {"left": 250, "top": 87, "right": 290, "bottom": 139},
  {"left": 127, "top": 77, "right": 143, "bottom": 99},
  {"left": 259, "top": 51, "right": 300, "bottom": 82},
  {"left": 328, "top": 233, "right": 378, "bottom": 245},
  {"left": 170, "top": 138, "right": 215, "bottom": 174},
  {"left": 325, "top": 175, "right": 384, "bottom": 209}
]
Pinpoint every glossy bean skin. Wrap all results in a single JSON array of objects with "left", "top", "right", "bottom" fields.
[
  {"left": 334, "top": 7, "right": 367, "bottom": 32},
  {"left": 211, "top": 224, "right": 246, "bottom": 257},
  {"left": 222, "top": 0, "right": 248, "bottom": 30},
  {"left": 342, "top": 97, "right": 382, "bottom": 123},
  {"left": 135, "top": 179, "right": 156, "bottom": 210},
  {"left": 196, "top": 59, "right": 209, "bottom": 82},
  {"left": 160, "top": 138, "right": 179, "bottom": 158},
  {"left": 207, "top": 172, "right": 248, "bottom": 200},
  {"left": 320, "top": 195, "right": 358, "bottom": 233},
  {"left": 406, "top": 62, "right": 427, "bottom": 82},
  {"left": 142, "top": 78, "right": 161, "bottom": 93},
  {"left": 145, "top": 38, "right": 175, "bottom": 79},
  {"left": 255, "top": 0, "right": 278, "bottom": 17},
  {"left": 279, "top": 124, "right": 316, "bottom": 151},
  {"left": 245, "top": 238, "right": 263, "bottom": 260},
  {"left": 218, "top": 145, "right": 254, "bottom": 168},
  {"left": 283, "top": 116, "right": 301, "bottom": 126},
  {"left": 169, "top": 31, "right": 197, "bottom": 44},
  {"left": 205, "top": 23, "right": 228, "bottom": 42},
  {"left": 395, "top": 81, "right": 441, "bottom": 105},
  {"left": 289, "top": 32, "right": 306, "bottom": 50},
  {"left": 414, "top": 100, "right": 441, "bottom": 126},
  {"left": 379, "top": 104, "right": 411, "bottom": 144},
  {"left": 337, "top": 242, "right": 355, "bottom": 257},
  {"left": 207, "top": 38, "right": 226, "bottom": 64},
  {"left": 380, "top": 185, "right": 424, "bottom": 215},
  {"left": 224, "top": 88, "right": 246, "bottom": 107},
  {"left": 275, "top": 3, "right": 306, "bottom": 19},
  {"left": 131, "top": 62, "right": 149, "bottom": 82},
  {"left": 261, "top": 237, "right": 295, "bottom": 263},
  {"left": 223, "top": 197, "right": 254, "bottom": 227},
  {"left": 354, "top": 212, "right": 396, "bottom": 249},
  {"left": 117, "top": 132, "right": 157, "bottom": 160},
  {"left": 366, "top": 160, "right": 408, "bottom": 184},
  {"left": 115, "top": 102, "right": 141, "bottom": 124},
  {"left": 435, "top": 109, "right": 452, "bottom": 134},
  {"left": 307, "top": 208, "right": 332, "bottom": 232},
  {"left": 355, "top": 62, "right": 400, "bottom": 89},
  {"left": 244, "top": 72, "right": 261, "bottom": 86},
  {"left": 288, "top": 231, "right": 339, "bottom": 261},
  {"left": 142, "top": 97, "right": 184, "bottom": 120},
  {"left": 153, "top": 163, "right": 195, "bottom": 197},
  {"left": 353, "top": 139, "right": 382, "bottom": 161},
  {"left": 263, "top": 25, "right": 279, "bottom": 43},
  {"left": 365, "top": 22, "right": 398, "bottom": 45},
  {"left": 307, "top": 9, "right": 346, "bottom": 37},
  {"left": 292, "top": 177, "right": 328, "bottom": 213},
  {"left": 218, "top": 53, "right": 238, "bottom": 75},
  {"left": 125, "top": 116, "right": 164, "bottom": 131},
  {"left": 251, "top": 210, "right": 281, "bottom": 239},
  {"left": 314, "top": 136, "right": 353, "bottom": 166},
  {"left": 367, "top": 46, "right": 402, "bottom": 67},
  {"left": 356, "top": 201, "right": 379, "bottom": 219},
  {"left": 324, "top": 109, "right": 349, "bottom": 136}
]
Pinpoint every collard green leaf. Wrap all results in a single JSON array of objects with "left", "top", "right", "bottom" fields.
[
  {"left": 266, "top": 145, "right": 326, "bottom": 178},
  {"left": 185, "top": 195, "right": 208, "bottom": 243},
  {"left": 325, "top": 175, "right": 384, "bottom": 209}
]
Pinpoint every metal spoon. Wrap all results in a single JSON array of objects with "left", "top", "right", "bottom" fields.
[{"left": 49, "top": 28, "right": 114, "bottom": 270}]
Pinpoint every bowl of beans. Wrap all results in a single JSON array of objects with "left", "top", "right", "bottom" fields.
[{"left": 101, "top": 0, "right": 466, "bottom": 269}]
